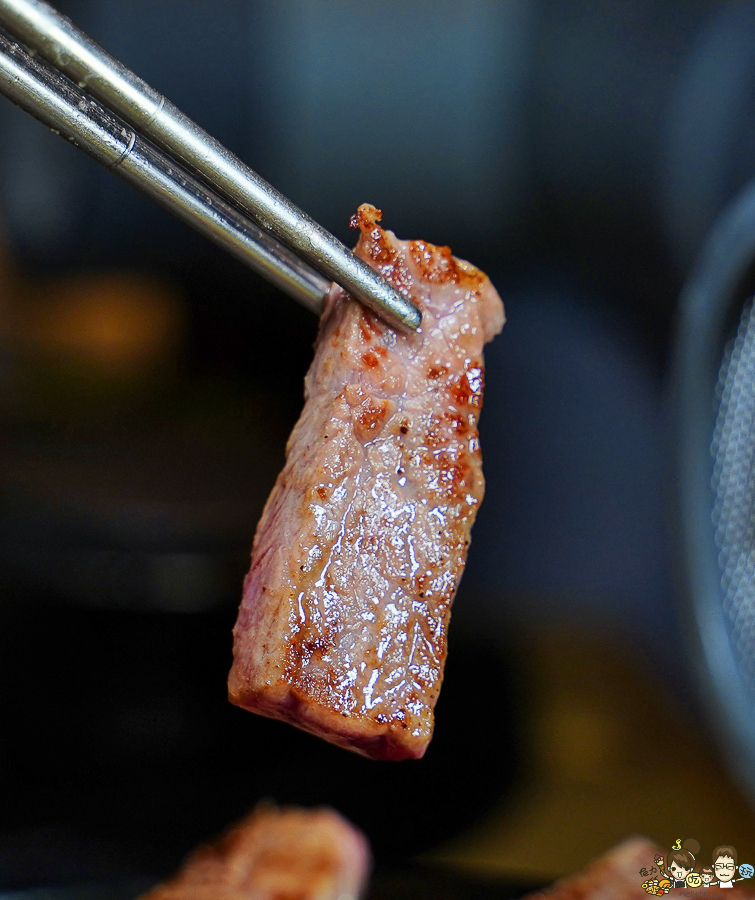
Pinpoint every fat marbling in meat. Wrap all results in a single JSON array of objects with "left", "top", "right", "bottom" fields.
[{"left": 229, "top": 204, "right": 505, "bottom": 760}]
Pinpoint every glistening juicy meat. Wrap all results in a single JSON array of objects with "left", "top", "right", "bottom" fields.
[
  {"left": 138, "top": 804, "right": 370, "bottom": 900},
  {"left": 229, "top": 205, "right": 505, "bottom": 760}
]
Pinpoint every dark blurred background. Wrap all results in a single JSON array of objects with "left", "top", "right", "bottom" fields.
[{"left": 1, "top": 0, "right": 755, "bottom": 891}]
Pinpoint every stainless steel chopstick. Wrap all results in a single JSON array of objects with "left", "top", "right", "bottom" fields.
[
  {"left": 0, "top": 0, "right": 422, "bottom": 333},
  {"left": 0, "top": 26, "right": 331, "bottom": 314}
]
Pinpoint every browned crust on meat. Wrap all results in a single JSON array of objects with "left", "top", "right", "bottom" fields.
[{"left": 350, "top": 204, "right": 486, "bottom": 296}]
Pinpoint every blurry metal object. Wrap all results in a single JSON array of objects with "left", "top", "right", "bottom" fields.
[
  {"left": 712, "top": 302, "right": 755, "bottom": 704},
  {"left": 675, "top": 176, "right": 755, "bottom": 804},
  {"left": 0, "top": 28, "right": 328, "bottom": 313},
  {"left": 0, "top": 26, "right": 331, "bottom": 313},
  {"left": 0, "top": 0, "right": 422, "bottom": 333},
  {"left": 661, "top": 3, "right": 755, "bottom": 271}
]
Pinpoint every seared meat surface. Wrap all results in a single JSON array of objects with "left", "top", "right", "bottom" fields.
[
  {"left": 523, "top": 838, "right": 663, "bottom": 900},
  {"left": 139, "top": 804, "right": 370, "bottom": 900},
  {"left": 229, "top": 205, "right": 504, "bottom": 760}
]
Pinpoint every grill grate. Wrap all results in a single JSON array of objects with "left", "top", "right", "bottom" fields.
[{"left": 712, "top": 298, "right": 755, "bottom": 703}]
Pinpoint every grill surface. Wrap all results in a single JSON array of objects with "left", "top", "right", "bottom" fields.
[{"left": 712, "top": 298, "right": 755, "bottom": 704}]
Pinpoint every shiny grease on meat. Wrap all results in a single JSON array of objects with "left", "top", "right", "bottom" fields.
[
  {"left": 229, "top": 205, "right": 505, "bottom": 760},
  {"left": 138, "top": 804, "right": 370, "bottom": 900}
]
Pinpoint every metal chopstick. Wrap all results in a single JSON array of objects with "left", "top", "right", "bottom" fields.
[
  {"left": 0, "top": 0, "right": 422, "bottom": 333},
  {"left": 0, "top": 27, "right": 330, "bottom": 314}
]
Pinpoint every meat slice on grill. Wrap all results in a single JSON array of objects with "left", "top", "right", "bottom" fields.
[
  {"left": 138, "top": 804, "right": 370, "bottom": 900},
  {"left": 522, "top": 838, "right": 664, "bottom": 900},
  {"left": 229, "top": 204, "right": 505, "bottom": 760}
]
